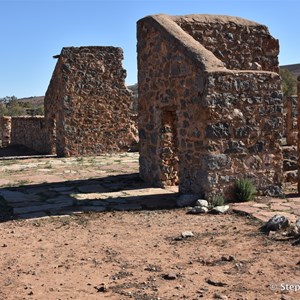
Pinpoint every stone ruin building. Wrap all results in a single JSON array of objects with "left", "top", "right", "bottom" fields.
[
  {"left": 44, "top": 46, "right": 138, "bottom": 156},
  {"left": 1, "top": 46, "right": 138, "bottom": 157},
  {"left": 137, "top": 14, "right": 284, "bottom": 200}
]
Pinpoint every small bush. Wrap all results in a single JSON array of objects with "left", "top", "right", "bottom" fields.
[
  {"left": 211, "top": 195, "right": 226, "bottom": 207},
  {"left": 231, "top": 178, "right": 256, "bottom": 202}
]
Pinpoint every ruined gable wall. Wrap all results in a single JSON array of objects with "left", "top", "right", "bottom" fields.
[
  {"left": 44, "top": 46, "right": 137, "bottom": 157},
  {"left": 10, "top": 116, "right": 48, "bottom": 154},
  {"left": 175, "top": 16, "right": 279, "bottom": 72},
  {"left": 138, "top": 18, "right": 211, "bottom": 190},
  {"left": 138, "top": 15, "right": 283, "bottom": 199}
]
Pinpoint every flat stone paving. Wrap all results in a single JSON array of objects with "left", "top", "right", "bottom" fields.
[
  {"left": 0, "top": 152, "right": 299, "bottom": 224},
  {"left": 231, "top": 196, "right": 300, "bottom": 224},
  {"left": 0, "top": 153, "right": 178, "bottom": 219}
]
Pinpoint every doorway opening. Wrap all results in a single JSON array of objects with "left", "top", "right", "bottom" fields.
[{"left": 160, "top": 109, "right": 179, "bottom": 187}]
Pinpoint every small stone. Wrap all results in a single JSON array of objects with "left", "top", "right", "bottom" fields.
[
  {"left": 96, "top": 283, "right": 108, "bottom": 293},
  {"left": 221, "top": 255, "right": 235, "bottom": 262},
  {"left": 206, "top": 278, "right": 227, "bottom": 287},
  {"left": 211, "top": 205, "right": 229, "bottom": 214},
  {"left": 213, "top": 293, "right": 228, "bottom": 300},
  {"left": 260, "top": 215, "right": 289, "bottom": 233},
  {"left": 181, "top": 231, "right": 194, "bottom": 238},
  {"left": 188, "top": 206, "right": 208, "bottom": 214},
  {"left": 294, "top": 218, "right": 300, "bottom": 235},
  {"left": 268, "top": 231, "right": 276, "bottom": 237},
  {"left": 195, "top": 199, "right": 208, "bottom": 207},
  {"left": 163, "top": 273, "right": 177, "bottom": 280},
  {"left": 2, "top": 244, "right": 7, "bottom": 247}
]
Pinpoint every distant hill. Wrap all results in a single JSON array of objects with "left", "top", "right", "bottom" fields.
[
  {"left": 17, "top": 96, "right": 44, "bottom": 107},
  {"left": 280, "top": 63, "right": 300, "bottom": 79}
]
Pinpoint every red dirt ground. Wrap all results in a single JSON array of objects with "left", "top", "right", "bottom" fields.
[{"left": 0, "top": 209, "right": 300, "bottom": 300}]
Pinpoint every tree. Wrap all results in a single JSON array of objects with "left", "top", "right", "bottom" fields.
[{"left": 280, "top": 69, "right": 297, "bottom": 97}]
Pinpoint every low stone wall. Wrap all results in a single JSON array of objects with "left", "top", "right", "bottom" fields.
[{"left": 8, "top": 116, "right": 48, "bottom": 154}]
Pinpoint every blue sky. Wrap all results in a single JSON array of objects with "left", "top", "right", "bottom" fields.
[{"left": 0, "top": 0, "right": 299, "bottom": 98}]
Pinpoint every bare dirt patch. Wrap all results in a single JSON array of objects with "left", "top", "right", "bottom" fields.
[{"left": 0, "top": 210, "right": 300, "bottom": 300}]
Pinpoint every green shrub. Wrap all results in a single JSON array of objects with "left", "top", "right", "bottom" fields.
[
  {"left": 231, "top": 178, "right": 256, "bottom": 202},
  {"left": 211, "top": 194, "right": 226, "bottom": 207}
]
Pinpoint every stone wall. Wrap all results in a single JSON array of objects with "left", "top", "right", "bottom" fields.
[
  {"left": 175, "top": 15, "right": 279, "bottom": 72},
  {"left": 1, "top": 116, "right": 11, "bottom": 147},
  {"left": 1, "top": 116, "right": 48, "bottom": 153},
  {"left": 297, "top": 77, "right": 300, "bottom": 193},
  {"left": 44, "top": 46, "right": 138, "bottom": 157},
  {"left": 138, "top": 14, "right": 283, "bottom": 200},
  {"left": 286, "top": 95, "right": 297, "bottom": 146}
]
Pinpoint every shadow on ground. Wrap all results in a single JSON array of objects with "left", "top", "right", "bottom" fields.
[
  {"left": 0, "top": 145, "right": 46, "bottom": 157},
  {"left": 0, "top": 173, "right": 179, "bottom": 222}
]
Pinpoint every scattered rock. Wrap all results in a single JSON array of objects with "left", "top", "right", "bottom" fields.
[
  {"left": 268, "top": 231, "right": 277, "bottom": 237},
  {"left": 163, "top": 273, "right": 177, "bottom": 280},
  {"left": 213, "top": 293, "right": 228, "bottom": 300},
  {"left": 211, "top": 205, "right": 229, "bottom": 214},
  {"left": 260, "top": 215, "right": 289, "bottom": 233},
  {"left": 176, "top": 194, "right": 200, "bottom": 207},
  {"left": 195, "top": 199, "right": 208, "bottom": 207},
  {"left": 206, "top": 278, "right": 227, "bottom": 287},
  {"left": 221, "top": 255, "right": 235, "bottom": 262},
  {"left": 96, "top": 283, "right": 108, "bottom": 293},
  {"left": 188, "top": 206, "right": 208, "bottom": 214},
  {"left": 292, "top": 239, "right": 300, "bottom": 246},
  {"left": 181, "top": 231, "right": 194, "bottom": 238},
  {"left": 293, "top": 218, "right": 300, "bottom": 236}
]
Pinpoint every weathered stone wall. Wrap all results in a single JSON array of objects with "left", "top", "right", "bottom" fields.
[
  {"left": 138, "top": 14, "right": 283, "bottom": 200},
  {"left": 1, "top": 116, "right": 11, "bottom": 147},
  {"left": 286, "top": 95, "right": 297, "bottom": 146},
  {"left": 203, "top": 72, "right": 283, "bottom": 198},
  {"left": 44, "top": 46, "right": 138, "bottom": 157},
  {"left": 3, "top": 116, "right": 48, "bottom": 153},
  {"left": 175, "top": 15, "right": 279, "bottom": 72},
  {"left": 297, "top": 77, "right": 300, "bottom": 193}
]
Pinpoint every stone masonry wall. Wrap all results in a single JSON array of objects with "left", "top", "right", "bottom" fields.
[
  {"left": 8, "top": 116, "right": 48, "bottom": 153},
  {"left": 286, "top": 95, "right": 297, "bottom": 146},
  {"left": 175, "top": 15, "right": 279, "bottom": 72},
  {"left": 1, "top": 116, "right": 11, "bottom": 147},
  {"left": 138, "top": 14, "right": 283, "bottom": 200},
  {"left": 297, "top": 77, "right": 300, "bottom": 193},
  {"left": 203, "top": 72, "right": 283, "bottom": 198},
  {"left": 44, "top": 46, "right": 138, "bottom": 157}
]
